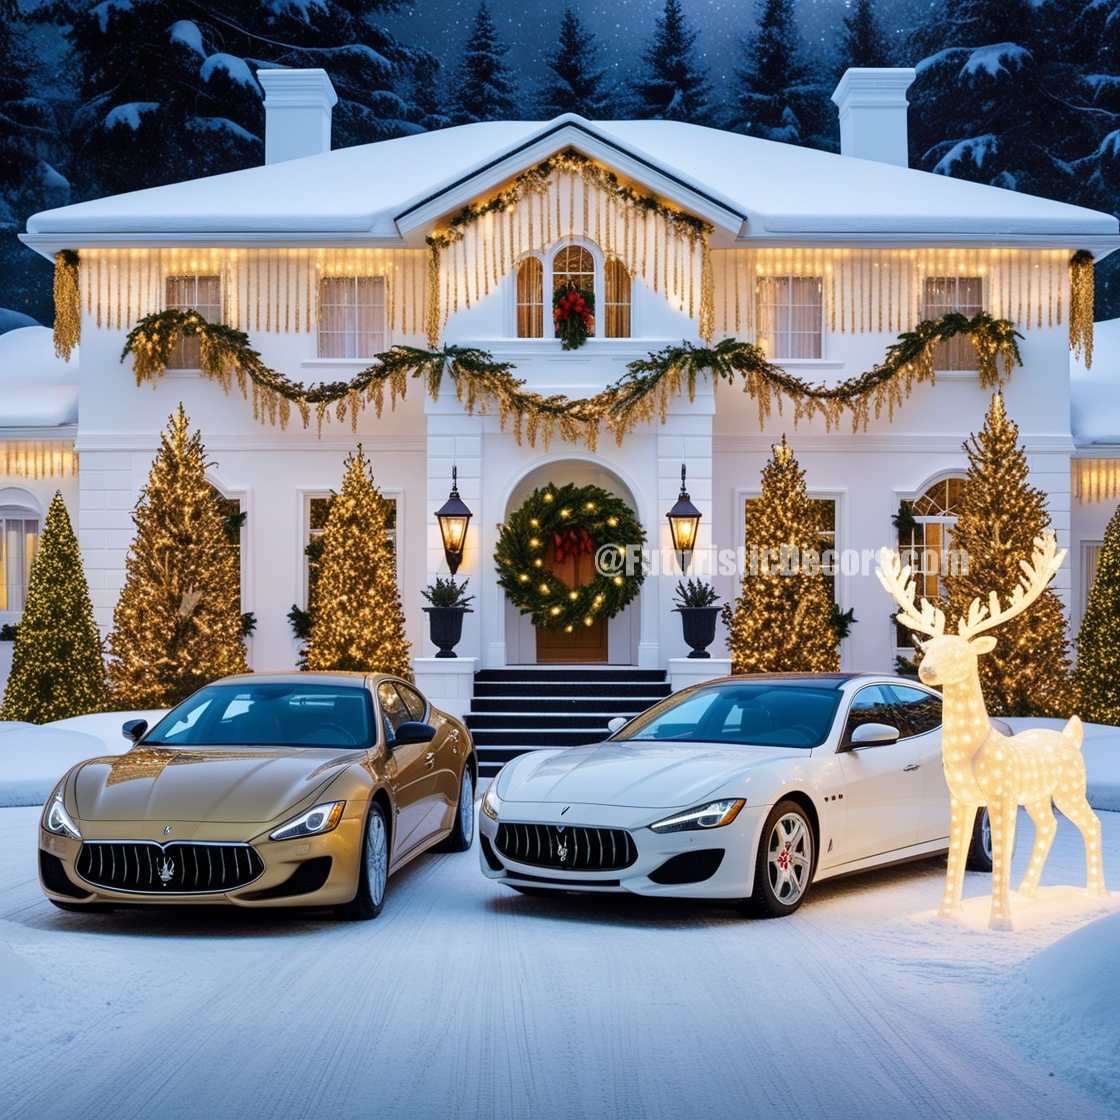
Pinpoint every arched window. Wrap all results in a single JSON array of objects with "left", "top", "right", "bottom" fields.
[
  {"left": 0, "top": 502, "right": 40, "bottom": 614},
  {"left": 552, "top": 245, "right": 595, "bottom": 338},
  {"left": 516, "top": 257, "right": 544, "bottom": 338},
  {"left": 604, "top": 258, "right": 631, "bottom": 338}
]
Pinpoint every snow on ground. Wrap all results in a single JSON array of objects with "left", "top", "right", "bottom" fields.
[{"left": 0, "top": 804, "right": 1118, "bottom": 1119}]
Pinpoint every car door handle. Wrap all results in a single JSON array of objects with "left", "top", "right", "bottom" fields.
[
  {"left": 902, "top": 762, "right": 921, "bottom": 772},
  {"left": 424, "top": 752, "right": 436, "bottom": 769}
]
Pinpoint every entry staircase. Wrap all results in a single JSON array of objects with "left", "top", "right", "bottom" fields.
[{"left": 466, "top": 666, "right": 671, "bottom": 778}]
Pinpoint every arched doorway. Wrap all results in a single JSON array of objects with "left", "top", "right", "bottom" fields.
[{"left": 502, "top": 459, "right": 641, "bottom": 665}]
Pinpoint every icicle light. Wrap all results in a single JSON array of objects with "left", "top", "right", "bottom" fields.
[
  {"left": 1073, "top": 459, "right": 1120, "bottom": 503},
  {"left": 0, "top": 441, "right": 78, "bottom": 479},
  {"left": 52, "top": 250, "right": 81, "bottom": 360},
  {"left": 1069, "top": 250, "right": 1094, "bottom": 368}
]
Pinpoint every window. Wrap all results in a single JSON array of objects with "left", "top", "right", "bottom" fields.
[
  {"left": 604, "top": 258, "right": 631, "bottom": 338},
  {"left": 1080, "top": 540, "right": 1103, "bottom": 620},
  {"left": 843, "top": 685, "right": 901, "bottom": 742},
  {"left": 210, "top": 487, "right": 243, "bottom": 612},
  {"left": 377, "top": 681, "right": 412, "bottom": 739},
  {"left": 516, "top": 257, "right": 544, "bottom": 338},
  {"left": 552, "top": 245, "right": 595, "bottom": 337},
  {"left": 0, "top": 508, "right": 39, "bottom": 613},
  {"left": 888, "top": 685, "right": 942, "bottom": 737},
  {"left": 166, "top": 275, "right": 221, "bottom": 369},
  {"left": 304, "top": 494, "right": 397, "bottom": 610},
  {"left": 744, "top": 495, "right": 837, "bottom": 602},
  {"left": 394, "top": 682, "right": 428, "bottom": 722},
  {"left": 896, "top": 476, "right": 965, "bottom": 648},
  {"left": 317, "top": 276, "right": 387, "bottom": 358},
  {"left": 757, "top": 276, "right": 823, "bottom": 359},
  {"left": 922, "top": 276, "right": 983, "bottom": 370}
]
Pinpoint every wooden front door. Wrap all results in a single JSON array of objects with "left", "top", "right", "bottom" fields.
[{"left": 534, "top": 539, "right": 608, "bottom": 663}]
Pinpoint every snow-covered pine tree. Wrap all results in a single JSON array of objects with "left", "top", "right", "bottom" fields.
[
  {"left": 453, "top": 3, "right": 518, "bottom": 124},
  {"left": 631, "top": 0, "right": 711, "bottom": 123},
  {"left": 412, "top": 55, "right": 452, "bottom": 133},
  {"left": 728, "top": 0, "right": 805, "bottom": 141},
  {"left": 837, "top": 0, "right": 892, "bottom": 73},
  {"left": 539, "top": 8, "right": 613, "bottom": 119}
]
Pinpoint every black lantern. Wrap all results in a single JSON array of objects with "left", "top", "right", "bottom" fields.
[
  {"left": 666, "top": 464, "right": 701, "bottom": 572},
  {"left": 435, "top": 466, "right": 472, "bottom": 575}
]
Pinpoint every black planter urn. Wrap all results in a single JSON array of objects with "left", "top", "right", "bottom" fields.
[
  {"left": 676, "top": 606, "right": 719, "bottom": 659},
  {"left": 424, "top": 606, "right": 470, "bottom": 658}
]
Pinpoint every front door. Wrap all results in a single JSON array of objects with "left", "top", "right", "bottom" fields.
[{"left": 534, "top": 536, "right": 608, "bottom": 663}]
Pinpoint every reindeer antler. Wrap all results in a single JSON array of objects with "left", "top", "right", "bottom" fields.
[
  {"left": 957, "top": 531, "right": 1065, "bottom": 639},
  {"left": 876, "top": 547, "right": 946, "bottom": 639}
]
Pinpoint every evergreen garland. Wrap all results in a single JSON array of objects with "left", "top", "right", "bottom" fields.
[
  {"left": 1075, "top": 503, "right": 1120, "bottom": 724},
  {"left": 0, "top": 492, "right": 106, "bottom": 722}
]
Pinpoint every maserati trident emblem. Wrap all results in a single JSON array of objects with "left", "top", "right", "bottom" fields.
[
  {"left": 162, "top": 825, "right": 173, "bottom": 835},
  {"left": 555, "top": 825, "right": 568, "bottom": 863},
  {"left": 156, "top": 857, "right": 176, "bottom": 885}
]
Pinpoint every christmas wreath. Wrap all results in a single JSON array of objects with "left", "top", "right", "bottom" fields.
[
  {"left": 553, "top": 282, "right": 595, "bottom": 350},
  {"left": 496, "top": 483, "right": 645, "bottom": 631}
]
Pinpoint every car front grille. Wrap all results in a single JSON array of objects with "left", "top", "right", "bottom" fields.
[
  {"left": 76, "top": 841, "right": 264, "bottom": 894},
  {"left": 496, "top": 822, "right": 637, "bottom": 872}
]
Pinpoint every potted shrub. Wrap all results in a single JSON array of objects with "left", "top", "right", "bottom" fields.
[
  {"left": 421, "top": 577, "right": 474, "bottom": 658},
  {"left": 673, "top": 579, "right": 721, "bottom": 659}
]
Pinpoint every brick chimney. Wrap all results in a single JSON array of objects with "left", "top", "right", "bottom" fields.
[
  {"left": 831, "top": 68, "right": 917, "bottom": 168},
  {"left": 257, "top": 68, "right": 338, "bottom": 164}
]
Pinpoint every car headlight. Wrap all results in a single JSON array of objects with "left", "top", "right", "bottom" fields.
[
  {"left": 649, "top": 799, "right": 745, "bottom": 834},
  {"left": 270, "top": 801, "right": 345, "bottom": 841},
  {"left": 43, "top": 794, "right": 81, "bottom": 840},
  {"left": 481, "top": 787, "right": 500, "bottom": 821}
]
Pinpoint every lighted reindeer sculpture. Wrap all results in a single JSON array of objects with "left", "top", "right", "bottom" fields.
[{"left": 878, "top": 532, "right": 1105, "bottom": 930}]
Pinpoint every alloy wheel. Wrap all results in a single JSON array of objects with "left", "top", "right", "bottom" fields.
[
  {"left": 460, "top": 772, "right": 475, "bottom": 846},
  {"left": 366, "top": 812, "right": 389, "bottom": 907},
  {"left": 767, "top": 812, "right": 812, "bottom": 905}
]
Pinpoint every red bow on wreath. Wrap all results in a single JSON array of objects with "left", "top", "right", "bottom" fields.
[{"left": 552, "top": 527, "right": 594, "bottom": 563}]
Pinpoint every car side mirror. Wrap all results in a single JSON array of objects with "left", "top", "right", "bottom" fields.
[
  {"left": 122, "top": 719, "right": 148, "bottom": 744},
  {"left": 847, "top": 722, "right": 900, "bottom": 749},
  {"left": 392, "top": 721, "right": 436, "bottom": 747},
  {"left": 607, "top": 716, "right": 627, "bottom": 736}
]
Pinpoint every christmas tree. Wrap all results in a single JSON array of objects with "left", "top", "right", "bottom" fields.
[
  {"left": 539, "top": 8, "right": 613, "bottom": 118},
  {"left": 729, "top": 0, "right": 806, "bottom": 142},
  {"left": 452, "top": 2, "right": 518, "bottom": 124},
  {"left": 942, "top": 393, "right": 1075, "bottom": 716},
  {"left": 1075, "top": 504, "right": 1120, "bottom": 724},
  {"left": 305, "top": 447, "right": 411, "bottom": 678},
  {"left": 838, "top": 0, "right": 893, "bottom": 72},
  {"left": 0, "top": 492, "right": 106, "bottom": 722},
  {"left": 724, "top": 437, "right": 839, "bottom": 673},
  {"left": 106, "top": 406, "right": 248, "bottom": 708},
  {"left": 631, "top": 0, "right": 711, "bottom": 123}
]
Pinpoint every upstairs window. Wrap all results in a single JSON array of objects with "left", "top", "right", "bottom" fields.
[
  {"left": 553, "top": 245, "right": 595, "bottom": 337},
  {"left": 922, "top": 276, "right": 983, "bottom": 370},
  {"left": 516, "top": 257, "right": 544, "bottom": 338},
  {"left": 757, "top": 276, "right": 823, "bottom": 359},
  {"left": 0, "top": 507, "right": 39, "bottom": 614},
  {"left": 604, "top": 258, "right": 632, "bottom": 338},
  {"left": 317, "top": 276, "right": 386, "bottom": 358},
  {"left": 166, "top": 275, "right": 221, "bottom": 369}
]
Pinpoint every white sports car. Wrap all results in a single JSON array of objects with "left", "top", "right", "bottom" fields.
[{"left": 479, "top": 673, "right": 995, "bottom": 916}]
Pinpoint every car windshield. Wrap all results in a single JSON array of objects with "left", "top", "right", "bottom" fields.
[
  {"left": 144, "top": 683, "right": 374, "bottom": 749},
  {"left": 613, "top": 682, "right": 842, "bottom": 749}
]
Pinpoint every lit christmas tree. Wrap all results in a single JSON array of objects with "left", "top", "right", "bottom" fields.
[
  {"left": 724, "top": 436, "right": 839, "bottom": 673},
  {"left": 106, "top": 406, "right": 248, "bottom": 708},
  {"left": 1075, "top": 503, "right": 1120, "bottom": 723},
  {"left": 943, "top": 392, "right": 1075, "bottom": 716},
  {"left": 305, "top": 447, "right": 411, "bottom": 678},
  {"left": 0, "top": 492, "right": 106, "bottom": 722}
]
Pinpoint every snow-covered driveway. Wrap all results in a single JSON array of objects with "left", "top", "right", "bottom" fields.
[{"left": 2, "top": 803, "right": 1117, "bottom": 1120}]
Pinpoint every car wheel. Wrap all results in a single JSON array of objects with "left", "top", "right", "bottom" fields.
[
  {"left": 435, "top": 766, "right": 475, "bottom": 853},
  {"left": 338, "top": 802, "right": 390, "bottom": 921},
  {"left": 743, "top": 800, "right": 816, "bottom": 918},
  {"left": 966, "top": 806, "right": 994, "bottom": 873}
]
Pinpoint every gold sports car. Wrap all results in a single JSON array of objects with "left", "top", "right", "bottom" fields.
[{"left": 38, "top": 673, "right": 477, "bottom": 919}]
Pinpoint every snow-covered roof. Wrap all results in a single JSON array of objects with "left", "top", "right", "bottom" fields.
[
  {"left": 0, "top": 327, "right": 78, "bottom": 428},
  {"left": 1072, "top": 319, "right": 1120, "bottom": 447},
  {"left": 23, "top": 116, "right": 1119, "bottom": 250}
]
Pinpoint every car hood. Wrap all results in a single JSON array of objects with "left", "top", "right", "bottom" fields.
[
  {"left": 73, "top": 747, "right": 359, "bottom": 823},
  {"left": 496, "top": 741, "right": 804, "bottom": 809}
]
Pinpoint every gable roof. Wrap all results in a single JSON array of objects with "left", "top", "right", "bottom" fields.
[{"left": 22, "top": 115, "right": 1119, "bottom": 253}]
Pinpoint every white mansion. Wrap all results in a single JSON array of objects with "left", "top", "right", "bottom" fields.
[{"left": 2, "top": 67, "right": 1119, "bottom": 721}]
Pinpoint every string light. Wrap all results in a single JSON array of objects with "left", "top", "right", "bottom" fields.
[{"left": 1074, "top": 503, "right": 1120, "bottom": 723}]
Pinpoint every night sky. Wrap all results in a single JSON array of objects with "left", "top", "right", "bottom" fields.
[{"left": 383, "top": 0, "right": 932, "bottom": 93}]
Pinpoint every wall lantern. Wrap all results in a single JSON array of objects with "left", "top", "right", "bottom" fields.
[
  {"left": 667, "top": 464, "right": 701, "bottom": 572},
  {"left": 436, "top": 466, "right": 472, "bottom": 575}
]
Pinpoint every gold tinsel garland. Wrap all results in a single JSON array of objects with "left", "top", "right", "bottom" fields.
[
  {"left": 123, "top": 309, "right": 1022, "bottom": 447},
  {"left": 1069, "top": 250, "right": 1094, "bottom": 368},
  {"left": 52, "top": 250, "right": 81, "bottom": 360}
]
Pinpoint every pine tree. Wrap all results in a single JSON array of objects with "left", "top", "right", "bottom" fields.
[
  {"left": 729, "top": 0, "right": 807, "bottom": 142},
  {"left": 837, "top": 0, "right": 892, "bottom": 73},
  {"left": 1075, "top": 505, "right": 1120, "bottom": 724},
  {"left": 631, "top": 0, "right": 711, "bottom": 123},
  {"left": 305, "top": 447, "right": 411, "bottom": 678},
  {"left": 0, "top": 493, "right": 106, "bottom": 722},
  {"left": 452, "top": 3, "right": 518, "bottom": 124},
  {"left": 107, "top": 406, "right": 248, "bottom": 708},
  {"left": 725, "top": 437, "right": 839, "bottom": 673},
  {"left": 942, "top": 393, "right": 1075, "bottom": 716},
  {"left": 539, "top": 8, "right": 613, "bottom": 118}
]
